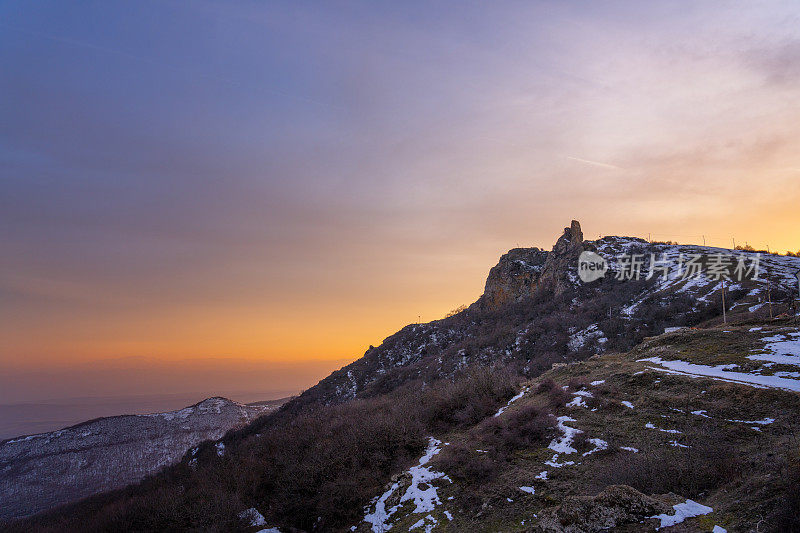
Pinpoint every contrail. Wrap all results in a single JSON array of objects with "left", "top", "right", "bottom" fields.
[{"left": 565, "top": 156, "right": 623, "bottom": 170}]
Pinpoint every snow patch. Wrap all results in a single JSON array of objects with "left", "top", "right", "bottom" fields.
[
  {"left": 650, "top": 499, "right": 713, "bottom": 529},
  {"left": 749, "top": 331, "right": 800, "bottom": 366},
  {"left": 639, "top": 356, "right": 800, "bottom": 392},
  {"left": 566, "top": 396, "right": 588, "bottom": 408},
  {"left": 239, "top": 508, "right": 267, "bottom": 527},
  {"left": 494, "top": 387, "right": 529, "bottom": 417},
  {"left": 548, "top": 416, "right": 582, "bottom": 454},
  {"left": 568, "top": 324, "right": 608, "bottom": 352},
  {"left": 545, "top": 416, "right": 582, "bottom": 467},
  {"left": 582, "top": 438, "right": 608, "bottom": 456},
  {"left": 362, "top": 437, "right": 451, "bottom": 532},
  {"left": 645, "top": 422, "right": 681, "bottom": 434}
]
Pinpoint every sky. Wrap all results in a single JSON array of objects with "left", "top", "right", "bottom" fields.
[{"left": 2, "top": 1, "right": 800, "bottom": 404}]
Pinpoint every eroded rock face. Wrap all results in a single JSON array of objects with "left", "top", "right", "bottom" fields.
[
  {"left": 533, "top": 485, "right": 670, "bottom": 532},
  {"left": 540, "top": 220, "right": 586, "bottom": 296},
  {"left": 476, "top": 247, "right": 549, "bottom": 310},
  {"left": 476, "top": 220, "right": 585, "bottom": 311}
]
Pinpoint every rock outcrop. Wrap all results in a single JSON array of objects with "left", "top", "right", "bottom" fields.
[
  {"left": 476, "top": 220, "right": 585, "bottom": 311},
  {"left": 475, "top": 247, "right": 549, "bottom": 310},
  {"left": 540, "top": 220, "right": 586, "bottom": 296},
  {"left": 534, "top": 485, "right": 671, "bottom": 532}
]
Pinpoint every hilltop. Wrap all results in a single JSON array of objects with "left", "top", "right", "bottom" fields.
[{"left": 288, "top": 221, "right": 799, "bottom": 411}]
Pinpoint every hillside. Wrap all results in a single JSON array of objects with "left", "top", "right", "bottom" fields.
[
  {"left": 0, "top": 397, "right": 284, "bottom": 520},
  {"left": 5, "top": 221, "right": 800, "bottom": 532},
  {"left": 290, "top": 221, "right": 800, "bottom": 411},
  {"left": 355, "top": 321, "right": 800, "bottom": 532}
]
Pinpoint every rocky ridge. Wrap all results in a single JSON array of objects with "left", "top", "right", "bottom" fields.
[{"left": 291, "top": 221, "right": 800, "bottom": 410}]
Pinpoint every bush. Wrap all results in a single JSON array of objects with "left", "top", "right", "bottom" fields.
[
  {"left": 537, "top": 378, "right": 557, "bottom": 394},
  {"left": 436, "top": 443, "right": 499, "bottom": 484},
  {"left": 590, "top": 438, "right": 741, "bottom": 497},
  {"left": 477, "top": 404, "right": 556, "bottom": 454},
  {"left": 546, "top": 386, "right": 571, "bottom": 408},
  {"left": 419, "top": 367, "right": 518, "bottom": 431},
  {"left": 775, "top": 452, "right": 800, "bottom": 531}
]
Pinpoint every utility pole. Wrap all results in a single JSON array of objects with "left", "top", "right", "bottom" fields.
[
  {"left": 702, "top": 235, "right": 706, "bottom": 246},
  {"left": 732, "top": 237, "right": 736, "bottom": 250},
  {"left": 768, "top": 280, "right": 773, "bottom": 319},
  {"left": 794, "top": 270, "right": 800, "bottom": 324},
  {"left": 792, "top": 270, "right": 800, "bottom": 326},
  {"left": 796, "top": 270, "right": 800, "bottom": 300}
]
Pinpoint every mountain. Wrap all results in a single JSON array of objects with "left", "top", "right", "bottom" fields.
[
  {"left": 0, "top": 397, "right": 284, "bottom": 520},
  {"left": 5, "top": 221, "right": 800, "bottom": 532},
  {"left": 289, "top": 221, "right": 799, "bottom": 411}
]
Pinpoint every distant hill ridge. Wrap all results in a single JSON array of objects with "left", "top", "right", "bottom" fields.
[{"left": 0, "top": 396, "right": 283, "bottom": 520}]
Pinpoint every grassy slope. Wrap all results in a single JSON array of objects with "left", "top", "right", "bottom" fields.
[{"left": 361, "top": 321, "right": 800, "bottom": 532}]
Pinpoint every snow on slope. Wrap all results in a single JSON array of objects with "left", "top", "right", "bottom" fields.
[
  {"left": 361, "top": 438, "right": 453, "bottom": 532},
  {"left": 641, "top": 327, "right": 800, "bottom": 392},
  {"left": 593, "top": 238, "right": 800, "bottom": 318},
  {"left": 0, "top": 397, "right": 279, "bottom": 520}
]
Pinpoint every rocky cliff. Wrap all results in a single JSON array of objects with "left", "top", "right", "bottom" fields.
[{"left": 474, "top": 220, "right": 585, "bottom": 311}]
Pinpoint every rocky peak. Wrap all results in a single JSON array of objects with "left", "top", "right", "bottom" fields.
[
  {"left": 553, "top": 220, "right": 584, "bottom": 255},
  {"left": 541, "top": 219, "right": 586, "bottom": 295},
  {"left": 476, "top": 220, "right": 585, "bottom": 311}
]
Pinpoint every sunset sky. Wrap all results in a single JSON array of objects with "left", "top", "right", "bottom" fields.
[{"left": 2, "top": 1, "right": 799, "bottom": 403}]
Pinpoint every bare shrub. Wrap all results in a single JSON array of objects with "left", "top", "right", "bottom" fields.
[
  {"left": 435, "top": 442, "right": 499, "bottom": 485},
  {"left": 774, "top": 452, "right": 800, "bottom": 531},
  {"left": 590, "top": 439, "right": 741, "bottom": 497},
  {"left": 537, "top": 378, "right": 557, "bottom": 394},
  {"left": 477, "top": 404, "right": 556, "bottom": 454},
  {"left": 547, "top": 386, "right": 571, "bottom": 408}
]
